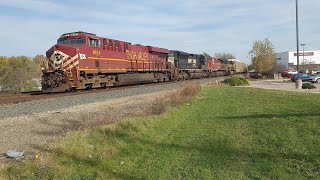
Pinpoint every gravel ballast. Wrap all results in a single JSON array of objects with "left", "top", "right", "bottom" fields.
[{"left": 0, "top": 77, "right": 225, "bottom": 119}]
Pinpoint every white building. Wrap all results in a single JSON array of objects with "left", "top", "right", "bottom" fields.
[{"left": 276, "top": 50, "right": 320, "bottom": 70}]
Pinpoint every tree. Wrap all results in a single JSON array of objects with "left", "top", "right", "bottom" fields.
[
  {"left": 0, "top": 56, "right": 37, "bottom": 92},
  {"left": 249, "top": 38, "right": 276, "bottom": 76},
  {"left": 203, "top": 52, "right": 212, "bottom": 59},
  {"left": 272, "top": 63, "right": 287, "bottom": 73},
  {"left": 33, "top": 54, "right": 47, "bottom": 77},
  {"left": 300, "top": 59, "right": 317, "bottom": 72},
  {"left": 214, "top": 52, "right": 236, "bottom": 60}
]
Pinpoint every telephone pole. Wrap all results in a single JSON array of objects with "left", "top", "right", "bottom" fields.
[{"left": 296, "top": 0, "right": 300, "bottom": 72}]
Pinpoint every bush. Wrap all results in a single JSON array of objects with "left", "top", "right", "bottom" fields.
[
  {"left": 0, "top": 56, "right": 37, "bottom": 92},
  {"left": 23, "top": 79, "right": 41, "bottom": 92},
  {"left": 302, "top": 83, "right": 316, "bottom": 89},
  {"left": 224, "top": 77, "right": 249, "bottom": 86}
]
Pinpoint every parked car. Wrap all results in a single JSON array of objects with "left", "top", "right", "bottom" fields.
[
  {"left": 291, "top": 74, "right": 313, "bottom": 82},
  {"left": 281, "top": 70, "right": 297, "bottom": 78},
  {"left": 310, "top": 74, "right": 320, "bottom": 83}
]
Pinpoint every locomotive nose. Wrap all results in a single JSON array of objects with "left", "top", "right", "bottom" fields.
[{"left": 48, "top": 46, "right": 68, "bottom": 70}]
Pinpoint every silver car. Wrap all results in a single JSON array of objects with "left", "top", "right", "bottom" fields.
[{"left": 310, "top": 75, "right": 320, "bottom": 83}]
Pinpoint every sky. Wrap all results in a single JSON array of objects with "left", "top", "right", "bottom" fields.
[{"left": 0, "top": 0, "right": 319, "bottom": 64}]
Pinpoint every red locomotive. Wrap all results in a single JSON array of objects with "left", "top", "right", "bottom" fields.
[{"left": 42, "top": 31, "right": 246, "bottom": 92}]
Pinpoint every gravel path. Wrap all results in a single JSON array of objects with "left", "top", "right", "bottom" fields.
[
  {"left": 0, "top": 77, "right": 226, "bottom": 166},
  {"left": 249, "top": 79, "right": 320, "bottom": 93}
]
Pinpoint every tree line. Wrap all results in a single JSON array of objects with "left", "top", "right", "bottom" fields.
[{"left": 0, "top": 55, "right": 46, "bottom": 92}]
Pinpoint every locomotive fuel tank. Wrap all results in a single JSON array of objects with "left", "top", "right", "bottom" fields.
[{"left": 116, "top": 73, "right": 155, "bottom": 86}]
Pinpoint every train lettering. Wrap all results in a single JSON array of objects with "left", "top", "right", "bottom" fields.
[{"left": 126, "top": 50, "right": 147, "bottom": 61}]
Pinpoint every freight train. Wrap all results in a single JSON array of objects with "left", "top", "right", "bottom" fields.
[{"left": 42, "top": 31, "right": 247, "bottom": 92}]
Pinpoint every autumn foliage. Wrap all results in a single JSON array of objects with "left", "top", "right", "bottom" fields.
[
  {"left": 250, "top": 38, "right": 276, "bottom": 76},
  {"left": 0, "top": 56, "right": 42, "bottom": 92}
]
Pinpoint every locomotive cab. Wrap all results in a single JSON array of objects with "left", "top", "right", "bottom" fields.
[{"left": 42, "top": 32, "right": 97, "bottom": 92}]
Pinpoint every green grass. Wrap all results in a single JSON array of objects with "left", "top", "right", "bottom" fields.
[{"left": 2, "top": 87, "right": 320, "bottom": 179}]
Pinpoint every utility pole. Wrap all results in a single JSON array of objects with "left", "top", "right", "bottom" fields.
[
  {"left": 301, "top": 43, "right": 306, "bottom": 65},
  {"left": 296, "top": 0, "right": 300, "bottom": 72}
]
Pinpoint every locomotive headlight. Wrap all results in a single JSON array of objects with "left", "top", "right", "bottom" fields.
[{"left": 41, "top": 67, "right": 47, "bottom": 72}]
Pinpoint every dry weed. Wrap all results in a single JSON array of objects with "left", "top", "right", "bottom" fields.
[
  {"left": 144, "top": 97, "right": 170, "bottom": 115},
  {"left": 142, "top": 82, "right": 201, "bottom": 115},
  {"left": 170, "top": 82, "right": 201, "bottom": 106},
  {"left": 207, "top": 80, "right": 224, "bottom": 86}
]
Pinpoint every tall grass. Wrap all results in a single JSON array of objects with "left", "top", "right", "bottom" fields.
[
  {"left": 170, "top": 82, "right": 201, "bottom": 105},
  {"left": 144, "top": 82, "right": 201, "bottom": 115}
]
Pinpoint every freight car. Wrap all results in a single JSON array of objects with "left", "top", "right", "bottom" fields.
[
  {"left": 228, "top": 59, "right": 248, "bottom": 74},
  {"left": 42, "top": 31, "right": 247, "bottom": 92}
]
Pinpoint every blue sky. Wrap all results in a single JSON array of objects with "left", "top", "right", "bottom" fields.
[{"left": 0, "top": 0, "right": 319, "bottom": 63}]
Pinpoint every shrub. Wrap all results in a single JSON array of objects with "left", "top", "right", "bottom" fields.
[
  {"left": 224, "top": 77, "right": 249, "bottom": 86},
  {"left": 24, "top": 79, "right": 41, "bottom": 92},
  {"left": 302, "top": 83, "right": 316, "bottom": 89}
]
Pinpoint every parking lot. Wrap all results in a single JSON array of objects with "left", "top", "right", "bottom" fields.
[{"left": 249, "top": 79, "right": 320, "bottom": 93}]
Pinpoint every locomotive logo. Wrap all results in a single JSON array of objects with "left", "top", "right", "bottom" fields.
[
  {"left": 49, "top": 50, "right": 79, "bottom": 71},
  {"left": 54, "top": 52, "right": 64, "bottom": 62},
  {"left": 79, "top": 53, "right": 86, "bottom": 60}
]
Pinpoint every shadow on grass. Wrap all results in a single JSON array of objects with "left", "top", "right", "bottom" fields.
[{"left": 220, "top": 112, "right": 320, "bottom": 120}]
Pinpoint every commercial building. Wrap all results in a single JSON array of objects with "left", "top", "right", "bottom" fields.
[{"left": 276, "top": 50, "right": 320, "bottom": 71}]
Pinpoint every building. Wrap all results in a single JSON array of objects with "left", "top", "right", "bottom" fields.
[{"left": 276, "top": 50, "right": 320, "bottom": 71}]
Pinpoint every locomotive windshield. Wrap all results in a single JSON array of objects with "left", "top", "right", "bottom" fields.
[{"left": 57, "top": 37, "right": 86, "bottom": 45}]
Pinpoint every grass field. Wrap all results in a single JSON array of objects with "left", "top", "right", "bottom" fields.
[{"left": 2, "top": 86, "right": 320, "bottom": 179}]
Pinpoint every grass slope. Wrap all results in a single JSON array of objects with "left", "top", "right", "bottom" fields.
[{"left": 3, "top": 87, "right": 320, "bottom": 179}]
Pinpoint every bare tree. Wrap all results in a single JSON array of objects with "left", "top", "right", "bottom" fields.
[
  {"left": 203, "top": 52, "right": 212, "bottom": 60},
  {"left": 214, "top": 53, "right": 235, "bottom": 60},
  {"left": 300, "top": 59, "right": 317, "bottom": 72}
]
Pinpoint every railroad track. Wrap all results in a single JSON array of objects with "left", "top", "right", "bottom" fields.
[
  {"left": 0, "top": 81, "right": 178, "bottom": 106},
  {"left": 0, "top": 75, "right": 241, "bottom": 106}
]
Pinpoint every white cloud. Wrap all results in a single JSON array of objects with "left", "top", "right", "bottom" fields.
[{"left": 0, "top": 0, "right": 319, "bottom": 64}]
